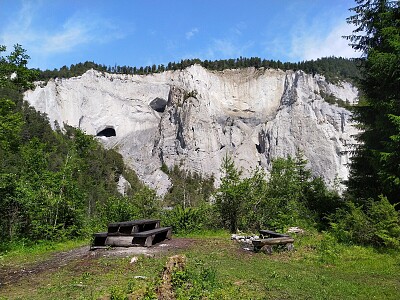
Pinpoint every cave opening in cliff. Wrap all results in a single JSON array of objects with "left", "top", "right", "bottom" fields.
[
  {"left": 97, "top": 127, "right": 116, "bottom": 137},
  {"left": 150, "top": 97, "right": 167, "bottom": 113}
]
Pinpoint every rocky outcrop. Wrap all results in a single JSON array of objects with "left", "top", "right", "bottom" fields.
[{"left": 24, "top": 65, "right": 358, "bottom": 195}]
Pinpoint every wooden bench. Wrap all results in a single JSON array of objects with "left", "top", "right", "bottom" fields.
[
  {"left": 91, "top": 232, "right": 108, "bottom": 248},
  {"left": 253, "top": 229, "right": 294, "bottom": 254},
  {"left": 107, "top": 219, "right": 160, "bottom": 236},
  {"left": 132, "top": 227, "right": 172, "bottom": 247},
  {"left": 259, "top": 229, "right": 290, "bottom": 238},
  {"left": 252, "top": 237, "right": 295, "bottom": 254}
]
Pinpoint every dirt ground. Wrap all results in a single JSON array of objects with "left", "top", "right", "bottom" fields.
[{"left": 0, "top": 238, "right": 196, "bottom": 288}]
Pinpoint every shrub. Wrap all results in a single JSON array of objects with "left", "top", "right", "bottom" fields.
[
  {"left": 214, "top": 155, "right": 249, "bottom": 233},
  {"left": 368, "top": 196, "right": 400, "bottom": 248},
  {"left": 214, "top": 154, "right": 340, "bottom": 233},
  {"left": 161, "top": 204, "right": 214, "bottom": 234},
  {"left": 329, "top": 196, "right": 400, "bottom": 248}
]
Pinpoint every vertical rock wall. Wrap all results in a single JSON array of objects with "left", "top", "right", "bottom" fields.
[{"left": 24, "top": 65, "right": 358, "bottom": 194}]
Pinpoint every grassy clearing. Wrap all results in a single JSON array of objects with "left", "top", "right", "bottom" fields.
[
  {"left": 0, "top": 232, "right": 399, "bottom": 299},
  {"left": 0, "top": 239, "right": 89, "bottom": 267}
]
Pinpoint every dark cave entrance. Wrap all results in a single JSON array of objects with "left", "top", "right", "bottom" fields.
[
  {"left": 150, "top": 97, "right": 167, "bottom": 113},
  {"left": 96, "top": 127, "right": 116, "bottom": 137}
]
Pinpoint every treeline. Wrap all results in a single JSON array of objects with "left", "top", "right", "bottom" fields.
[{"left": 37, "top": 56, "right": 361, "bottom": 84}]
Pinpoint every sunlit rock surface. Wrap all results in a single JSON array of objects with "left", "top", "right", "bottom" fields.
[{"left": 25, "top": 65, "right": 359, "bottom": 195}]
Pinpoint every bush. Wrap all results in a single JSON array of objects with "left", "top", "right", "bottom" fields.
[
  {"left": 214, "top": 154, "right": 341, "bottom": 233},
  {"left": 329, "top": 196, "right": 400, "bottom": 248},
  {"left": 214, "top": 156, "right": 249, "bottom": 233},
  {"left": 161, "top": 204, "right": 215, "bottom": 234},
  {"left": 96, "top": 187, "right": 160, "bottom": 229}
]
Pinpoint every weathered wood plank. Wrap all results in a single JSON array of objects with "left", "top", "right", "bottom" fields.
[
  {"left": 259, "top": 229, "right": 289, "bottom": 238},
  {"left": 91, "top": 232, "right": 108, "bottom": 247},
  {"left": 132, "top": 227, "right": 172, "bottom": 247},
  {"left": 108, "top": 219, "right": 161, "bottom": 227},
  {"left": 252, "top": 237, "right": 295, "bottom": 254},
  {"left": 145, "top": 235, "right": 155, "bottom": 247},
  {"left": 132, "top": 227, "right": 172, "bottom": 238},
  {"left": 107, "top": 219, "right": 161, "bottom": 235},
  {"left": 105, "top": 236, "right": 134, "bottom": 247},
  {"left": 253, "top": 237, "right": 294, "bottom": 246}
]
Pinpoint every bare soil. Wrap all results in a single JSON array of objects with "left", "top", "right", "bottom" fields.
[{"left": 0, "top": 238, "right": 196, "bottom": 288}]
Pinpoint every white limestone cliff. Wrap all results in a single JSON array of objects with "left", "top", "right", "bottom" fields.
[{"left": 24, "top": 65, "right": 359, "bottom": 195}]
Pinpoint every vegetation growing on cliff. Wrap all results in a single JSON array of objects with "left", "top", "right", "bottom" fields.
[{"left": 36, "top": 56, "right": 361, "bottom": 85}]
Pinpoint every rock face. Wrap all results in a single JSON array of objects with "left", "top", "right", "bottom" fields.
[{"left": 24, "top": 65, "right": 359, "bottom": 195}]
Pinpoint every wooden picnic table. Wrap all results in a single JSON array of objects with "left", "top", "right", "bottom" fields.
[
  {"left": 104, "top": 225, "right": 171, "bottom": 247},
  {"left": 91, "top": 219, "right": 171, "bottom": 248},
  {"left": 107, "top": 219, "right": 160, "bottom": 235}
]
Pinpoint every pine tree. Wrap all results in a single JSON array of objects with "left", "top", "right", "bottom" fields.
[{"left": 346, "top": 0, "right": 400, "bottom": 203}]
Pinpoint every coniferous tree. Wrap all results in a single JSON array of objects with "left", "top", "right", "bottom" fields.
[{"left": 346, "top": 0, "right": 400, "bottom": 203}]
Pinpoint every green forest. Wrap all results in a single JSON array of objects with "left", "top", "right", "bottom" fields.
[
  {"left": 0, "top": 0, "right": 399, "bottom": 255},
  {"left": 37, "top": 56, "right": 361, "bottom": 85}
]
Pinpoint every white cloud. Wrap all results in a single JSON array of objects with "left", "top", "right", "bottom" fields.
[
  {"left": 0, "top": 2, "right": 131, "bottom": 63},
  {"left": 0, "top": 2, "right": 36, "bottom": 49},
  {"left": 41, "top": 14, "right": 127, "bottom": 54},
  {"left": 290, "top": 21, "right": 360, "bottom": 61},
  {"left": 42, "top": 20, "right": 90, "bottom": 53},
  {"left": 185, "top": 28, "right": 199, "bottom": 40}
]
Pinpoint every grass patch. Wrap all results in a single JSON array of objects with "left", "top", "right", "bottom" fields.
[
  {"left": 0, "top": 239, "right": 89, "bottom": 267},
  {"left": 1, "top": 232, "right": 399, "bottom": 299}
]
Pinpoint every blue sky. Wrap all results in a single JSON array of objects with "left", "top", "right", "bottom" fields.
[{"left": 0, "top": 0, "right": 360, "bottom": 70}]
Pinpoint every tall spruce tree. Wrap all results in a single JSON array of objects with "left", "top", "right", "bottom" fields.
[{"left": 346, "top": 0, "right": 400, "bottom": 203}]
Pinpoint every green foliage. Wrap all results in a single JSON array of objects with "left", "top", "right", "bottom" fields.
[
  {"left": 170, "top": 260, "right": 218, "bottom": 299},
  {"left": 254, "top": 153, "right": 340, "bottom": 231},
  {"left": 320, "top": 90, "right": 351, "bottom": 108},
  {"left": 161, "top": 204, "right": 215, "bottom": 234},
  {"left": 37, "top": 56, "right": 361, "bottom": 85},
  {"left": 214, "top": 153, "right": 342, "bottom": 233},
  {"left": 163, "top": 164, "right": 214, "bottom": 208},
  {"left": 214, "top": 155, "right": 249, "bottom": 233},
  {"left": 109, "top": 286, "right": 129, "bottom": 300},
  {"left": 97, "top": 196, "right": 139, "bottom": 224},
  {"left": 0, "top": 44, "right": 155, "bottom": 245},
  {"left": 0, "top": 98, "right": 23, "bottom": 151},
  {"left": 316, "top": 232, "right": 341, "bottom": 264},
  {"left": 346, "top": 0, "right": 400, "bottom": 203},
  {"left": 263, "top": 156, "right": 312, "bottom": 230},
  {"left": 330, "top": 196, "right": 400, "bottom": 248},
  {"left": 0, "top": 44, "right": 38, "bottom": 91},
  {"left": 95, "top": 188, "right": 160, "bottom": 231},
  {"left": 239, "top": 167, "right": 269, "bottom": 231},
  {"left": 184, "top": 89, "right": 198, "bottom": 99}
]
